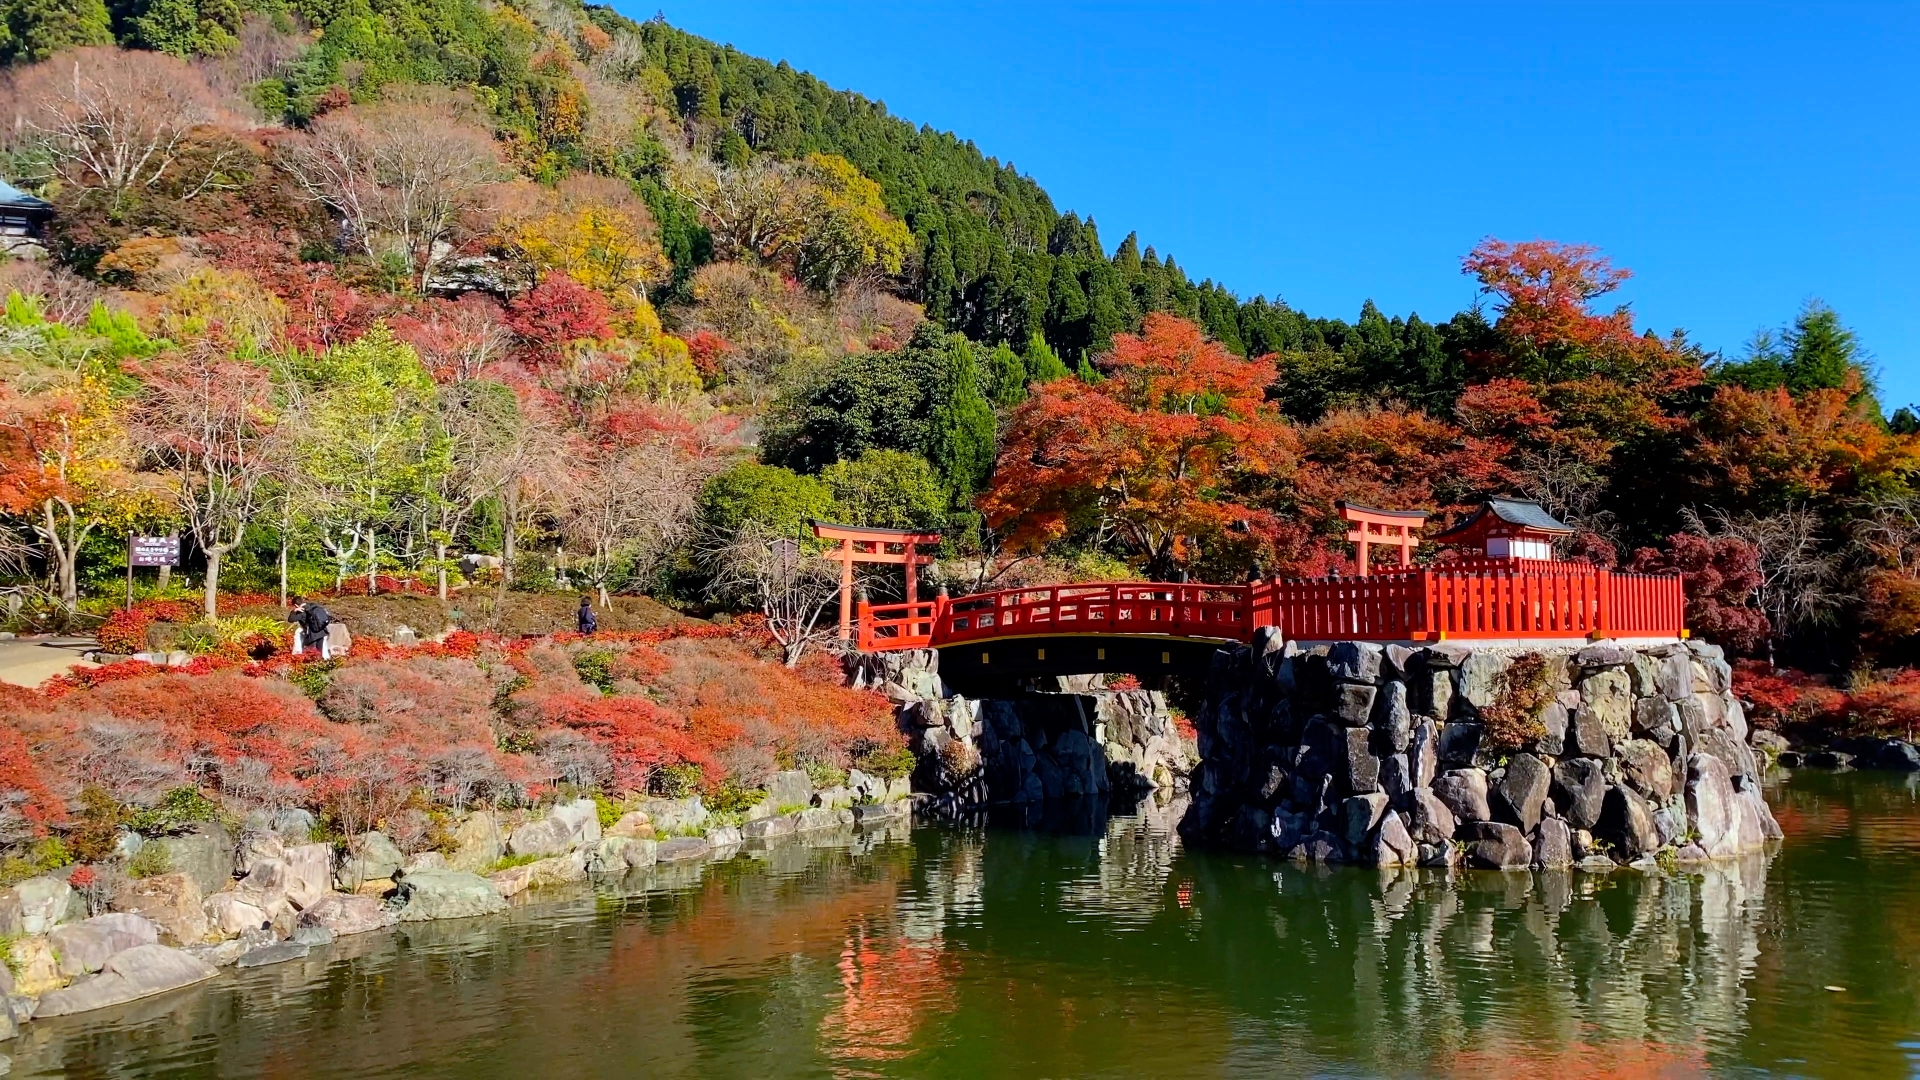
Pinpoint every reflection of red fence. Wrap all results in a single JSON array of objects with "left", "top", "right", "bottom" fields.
[{"left": 857, "top": 564, "right": 1685, "bottom": 652}]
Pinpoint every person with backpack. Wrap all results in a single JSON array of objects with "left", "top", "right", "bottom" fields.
[
  {"left": 577, "top": 595, "right": 597, "bottom": 636},
  {"left": 290, "top": 597, "right": 335, "bottom": 659}
]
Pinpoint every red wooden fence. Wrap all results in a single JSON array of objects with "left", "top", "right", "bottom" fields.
[{"left": 855, "top": 565, "right": 1685, "bottom": 652}]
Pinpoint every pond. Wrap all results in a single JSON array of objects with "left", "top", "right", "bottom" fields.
[{"left": 11, "top": 769, "right": 1920, "bottom": 1078}]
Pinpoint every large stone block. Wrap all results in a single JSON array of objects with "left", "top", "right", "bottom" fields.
[
  {"left": 296, "top": 894, "right": 393, "bottom": 936},
  {"left": 1438, "top": 721, "right": 1483, "bottom": 766},
  {"left": 392, "top": 869, "right": 508, "bottom": 922},
  {"left": 34, "top": 944, "right": 218, "bottom": 1018},
  {"left": 1371, "top": 681, "right": 1411, "bottom": 751},
  {"left": 1595, "top": 784, "right": 1660, "bottom": 859},
  {"left": 1409, "top": 716, "right": 1440, "bottom": 788},
  {"left": 1336, "top": 683, "right": 1377, "bottom": 725},
  {"left": 1327, "top": 641, "right": 1384, "bottom": 684},
  {"left": 1568, "top": 703, "right": 1613, "bottom": 759},
  {"left": 336, "top": 831, "right": 404, "bottom": 889},
  {"left": 1466, "top": 822, "right": 1532, "bottom": 870},
  {"left": 1457, "top": 652, "right": 1509, "bottom": 710},
  {"left": 1341, "top": 727, "right": 1381, "bottom": 794},
  {"left": 1433, "top": 768, "right": 1491, "bottom": 824},
  {"left": 1341, "top": 793, "right": 1390, "bottom": 847},
  {"left": 1550, "top": 757, "right": 1608, "bottom": 831},
  {"left": 1366, "top": 811, "right": 1417, "bottom": 868},
  {"left": 1406, "top": 789, "right": 1458, "bottom": 845},
  {"left": 1491, "top": 753, "right": 1551, "bottom": 833},
  {"left": 1535, "top": 702, "right": 1568, "bottom": 756},
  {"left": 50, "top": 913, "right": 159, "bottom": 977},
  {"left": 446, "top": 812, "right": 503, "bottom": 873},
  {"left": 113, "top": 872, "right": 207, "bottom": 946},
  {"left": 1533, "top": 818, "right": 1574, "bottom": 869},
  {"left": 1379, "top": 754, "right": 1414, "bottom": 801},
  {"left": 1618, "top": 739, "right": 1675, "bottom": 802},
  {"left": 155, "top": 824, "right": 235, "bottom": 898}
]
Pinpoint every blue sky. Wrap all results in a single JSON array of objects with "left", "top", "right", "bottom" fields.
[{"left": 642, "top": 1, "right": 1918, "bottom": 410}]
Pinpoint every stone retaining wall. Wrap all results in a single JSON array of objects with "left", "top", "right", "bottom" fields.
[{"left": 1181, "top": 632, "right": 1782, "bottom": 869}]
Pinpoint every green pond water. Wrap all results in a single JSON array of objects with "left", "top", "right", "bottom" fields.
[{"left": 10, "top": 769, "right": 1920, "bottom": 1078}]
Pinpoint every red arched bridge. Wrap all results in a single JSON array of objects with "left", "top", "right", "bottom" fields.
[{"left": 818, "top": 500, "right": 1686, "bottom": 684}]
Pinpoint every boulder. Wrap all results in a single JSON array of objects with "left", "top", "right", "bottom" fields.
[
  {"left": 634, "top": 796, "right": 707, "bottom": 834},
  {"left": 1651, "top": 806, "right": 1685, "bottom": 848},
  {"left": 766, "top": 769, "right": 814, "bottom": 810},
  {"left": 113, "top": 873, "right": 207, "bottom": 946},
  {"left": 1457, "top": 651, "right": 1508, "bottom": 710},
  {"left": 1618, "top": 739, "right": 1675, "bottom": 802},
  {"left": 203, "top": 892, "right": 271, "bottom": 937},
  {"left": 1336, "top": 683, "right": 1377, "bottom": 726},
  {"left": 1534, "top": 818, "right": 1574, "bottom": 869},
  {"left": 283, "top": 843, "right": 332, "bottom": 909},
  {"left": 0, "top": 889, "right": 20, "bottom": 937},
  {"left": 155, "top": 824, "right": 235, "bottom": 898},
  {"left": 1567, "top": 703, "right": 1613, "bottom": 758},
  {"left": 1655, "top": 651, "right": 1694, "bottom": 701},
  {"left": 1383, "top": 643, "right": 1417, "bottom": 678},
  {"left": 706, "top": 825, "right": 743, "bottom": 848},
  {"left": 794, "top": 807, "right": 846, "bottom": 833},
  {"left": 335, "top": 832, "right": 405, "bottom": 889},
  {"left": 235, "top": 829, "right": 286, "bottom": 877},
  {"left": 1686, "top": 753, "right": 1742, "bottom": 857},
  {"left": 1595, "top": 784, "right": 1660, "bottom": 859},
  {"left": 49, "top": 914, "right": 159, "bottom": 977},
  {"left": 15, "top": 876, "right": 77, "bottom": 935},
  {"left": 10, "top": 936, "right": 63, "bottom": 996},
  {"left": 1535, "top": 702, "right": 1568, "bottom": 756},
  {"left": 847, "top": 769, "right": 886, "bottom": 803},
  {"left": 1438, "top": 722, "right": 1483, "bottom": 765},
  {"left": 655, "top": 837, "right": 712, "bottom": 862},
  {"left": 605, "top": 811, "right": 654, "bottom": 839},
  {"left": 1406, "top": 789, "right": 1459, "bottom": 844},
  {"left": 1750, "top": 729, "right": 1791, "bottom": 758},
  {"left": 742, "top": 815, "right": 797, "bottom": 841},
  {"left": 392, "top": 869, "right": 507, "bottom": 922},
  {"left": 295, "top": 894, "right": 393, "bottom": 937},
  {"left": 403, "top": 851, "right": 447, "bottom": 873},
  {"left": 1409, "top": 717, "right": 1441, "bottom": 788},
  {"left": 270, "top": 807, "right": 317, "bottom": 844},
  {"left": 1379, "top": 754, "right": 1414, "bottom": 801},
  {"left": 507, "top": 798, "right": 601, "bottom": 857},
  {"left": 1491, "top": 752, "right": 1551, "bottom": 833},
  {"left": 1372, "top": 681, "right": 1411, "bottom": 751},
  {"left": 1433, "top": 768, "right": 1492, "bottom": 824},
  {"left": 1550, "top": 758, "right": 1608, "bottom": 831},
  {"left": 236, "top": 941, "right": 310, "bottom": 969},
  {"left": 292, "top": 924, "right": 336, "bottom": 948},
  {"left": 1869, "top": 740, "right": 1920, "bottom": 772},
  {"left": 1341, "top": 727, "right": 1381, "bottom": 794},
  {"left": 1327, "top": 641, "right": 1383, "bottom": 684},
  {"left": 1413, "top": 669, "right": 1455, "bottom": 721},
  {"left": 619, "top": 838, "right": 657, "bottom": 869},
  {"left": 587, "top": 836, "right": 645, "bottom": 874},
  {"left": 1577, "top": 668, "right": 1634, "bottom": 743},
  {"left": 1466, "top": 822, "right": 1532, "bottom": 870},
  {"left": 495, "top": 851, "right": 589, "bottom": 890},
  {"left": 1365, "top": 811, "right": 1417, "bottom": 868},
  {"left": 1341, "top": 793, "right": 1390, "bottom": 847},
  {"left": 445, "top": 812, "right": 503, "bottom": 873},
  {"left": 34, "top": 944, "right": 217, "bottom": 1017},
  {"left": 1633, "top": 696, "right": 1680, "bottom": 741}
]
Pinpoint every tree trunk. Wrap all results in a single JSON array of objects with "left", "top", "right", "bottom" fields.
[
  {"left": 40, "top": 501, "right": 79, "bottom": 610},
  {"left": 278, "top": 534, "right": 289, "bottom": 606},
  {"left": 157, "top": 562, "right": 171, "bottom": 592},
  {"left": 367, "top": 531, "right": 378, "bottom": 594},
  {"left": 203, "top": 548, "right": 223, "bottom": 619},
  {"left": 437, "top": 540, "right": 448, "bottom": 601},
  {"left": 501, "top": 486, "right": 518, "bottom": 587}
]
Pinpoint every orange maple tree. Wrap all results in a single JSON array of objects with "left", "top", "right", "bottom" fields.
[{"left": 980, "top": 313, "right": 1298, "bottom": 577}]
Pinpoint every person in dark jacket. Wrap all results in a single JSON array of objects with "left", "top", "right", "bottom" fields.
[
  {"left": 577, "top": 596, "right": 598, "bottom": 635},
  {"left": 290, "top": 597, "right": 334, "bottom": 659}
]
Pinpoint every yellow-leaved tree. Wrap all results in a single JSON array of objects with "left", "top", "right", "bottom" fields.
[{"left": 507, "top": 175, "right": 670, "bottom": 300}]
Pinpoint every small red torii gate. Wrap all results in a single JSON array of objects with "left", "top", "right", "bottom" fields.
[
  {"left": 1337, "top": 501, "right": 1428, "bottom": 576},
  {"left": 809, "top": 521, "right": 941, "bottom": 640}
]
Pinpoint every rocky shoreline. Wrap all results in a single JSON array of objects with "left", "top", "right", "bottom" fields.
[{"left": 0, "top": 768, "right": 913, "bottom": 1051}]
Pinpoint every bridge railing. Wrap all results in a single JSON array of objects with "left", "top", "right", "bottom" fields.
[{"left": 854, "top": 565, "right": 1685, "bottom": 651}]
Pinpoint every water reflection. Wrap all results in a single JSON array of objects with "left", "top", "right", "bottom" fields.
[{"left": 10, "top": 774, "right": 1920, "bottom": 1078}]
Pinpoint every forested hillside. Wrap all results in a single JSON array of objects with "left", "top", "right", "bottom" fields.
[{"left": 0, "top": 0, "right": 1917, "bottom": 716}]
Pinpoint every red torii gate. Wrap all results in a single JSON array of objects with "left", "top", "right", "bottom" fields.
[
  {"left": 809, "top": 521, "right": 941, "bottom": 640},
  {"left": 1336, "top": 501, "right": 1428, "bottom": 576}
]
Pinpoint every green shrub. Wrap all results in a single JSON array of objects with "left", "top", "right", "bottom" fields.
[
  {"left": 0, "top": 838, "right": 73, "bottom": 887},
  {"left": 286, "top": 659, "right": 339, "bottom": 700},
  {"left": 652, "top": 763, "right": 704, "bottom": 798},
  {"left": 127, "top": 842, "right": 173, "bottom": 879},
  {"left": 801, "top": 760, "right": 846, "bottom": 790},
  {"left": 590, "top": 792, "right": 619, "bottom": 830},
  {"left": 706, "top": 779, "right": 765, "bottom": 816},
  {"left": 854, "top": 746, "right": 916, "bottom": 781},
  {"left": 573, "top": 650, "right": 616, "bottom": 693},
  {"left": 491, "top": 853, "right": 539, "bottom": 871},
  {"left": 125, "top": 787, "right": 220, "bottom": 835}
]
